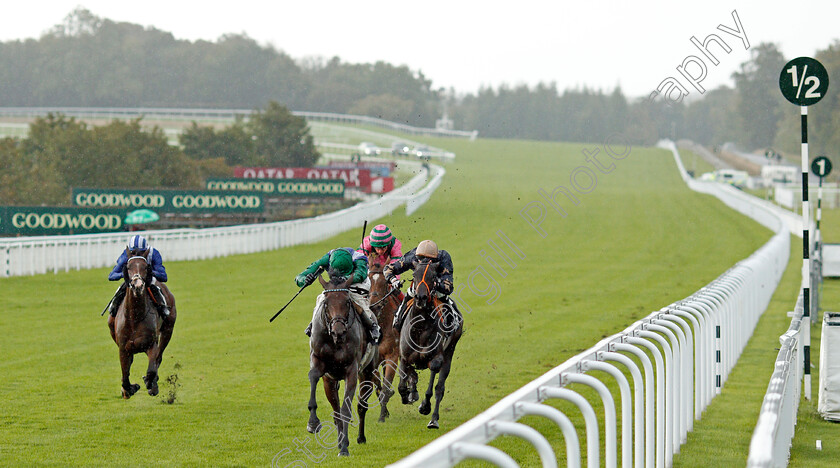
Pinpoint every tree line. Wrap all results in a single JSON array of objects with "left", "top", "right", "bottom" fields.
[
  {"left": 2, "top": 9, "right": 839, "bottom": 160},
  {"left": 0, "top": 102, "right": 319, "bottom": 205}
]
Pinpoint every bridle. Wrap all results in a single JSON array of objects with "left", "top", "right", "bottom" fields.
[
  {"left": 126, "top": 255, "right": 150, "bottom": 287},
  {"left": 124, "top": 255, "right": 151, "bottom": 322},
  {"left": 321, "top": 288, "right": 355, "bottom": 333},
  {"left": 414, "top": 261, "right": 437, "bottom": 298}
]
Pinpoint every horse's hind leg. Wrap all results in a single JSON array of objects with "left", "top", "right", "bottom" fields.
[
  {"left": 119, "top": 351, "right": 140, "bottom": 399},
  {"left": 323, "top": 376, "right": 349, "bottom": 456},
  {"left": 378, "top": 358, "right": 398, "bottom": 422},
  {"left": 107, "top": 315, "right": 117, "bottom": 344},
  {"left": 357, "top": 367, "right": 376, "bottom": 443},
  {"left": 398, "top": 361, "right": 418, "bottom": 404},
  {"left": 156, "top": 307, "right": 176, "bottom": 368},
  {"left": 144, "top": 345, "right": 161, "bottom": 396},
  {"left": 338, "top": 370, "right": 358, "bottom": 456}
]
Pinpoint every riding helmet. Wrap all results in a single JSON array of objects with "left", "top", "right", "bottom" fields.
[
  {"left": 416, "top": 240, "right": 438, "bottom": 259},
  {"left": 369, "top": 224, "right": 394, "bottom": 248},
  {"left": 127, "top": 235, "right": 149, "bottom": 255},
  {"left": 329, "top": 249, "right": 354, "bottom": 276}
]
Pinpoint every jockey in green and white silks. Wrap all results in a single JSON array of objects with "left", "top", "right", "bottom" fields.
[{"left": 296, "top": 247, "right": 381, "bottom": 343}]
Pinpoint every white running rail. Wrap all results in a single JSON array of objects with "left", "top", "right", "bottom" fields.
[
  {"left": 0, "top": 161, "right": 445, "bottom": 278},
  {"left": 386, "top": 140, "right": 791, "bottom": 468}
]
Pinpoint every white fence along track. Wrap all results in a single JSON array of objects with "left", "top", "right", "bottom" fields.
[
  {"left": 0, "top": 160, "right": 444, "bottom": 278},
  {"left": 386, "top": 141, "right": 793, "bottom": 468}
]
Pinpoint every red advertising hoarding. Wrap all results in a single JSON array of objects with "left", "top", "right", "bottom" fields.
[
  {"left": 235, "top": 167, "right": 370, "bottom": 189},
  {"left": 234, "top": 167, "right": 394, "bottom": 193}
]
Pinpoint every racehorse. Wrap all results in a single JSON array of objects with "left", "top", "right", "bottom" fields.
[
  {"left": 306, "top": 273, "right": 378, "bottom": 456},
  {"left": 367, "top": 257, "right": 401, "bottom": 423},
  {"left": 398, "top": 259, "right": 462, "bottom": 429},
  {"left": 109, "top": 254, "right": 176, "bottom": 399}
]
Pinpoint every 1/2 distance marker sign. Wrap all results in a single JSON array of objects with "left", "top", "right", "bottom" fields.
[{"left": 780, "top": 57, "right": 829, "bottom": 106}]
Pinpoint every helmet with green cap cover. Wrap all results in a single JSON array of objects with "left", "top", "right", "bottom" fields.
[{"left": 329, "top": 249, "right": 354, "bottom": 276}]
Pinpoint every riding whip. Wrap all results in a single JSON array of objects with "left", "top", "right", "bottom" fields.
[
  {"left": 361, "top": 220, "right": 367, "bottom": 246},
  {"left": 270, "top": 267, "right": 323, "bottom": 323},
  {"left": 100, "top": 297, "right": 114, "bottom": 316}
]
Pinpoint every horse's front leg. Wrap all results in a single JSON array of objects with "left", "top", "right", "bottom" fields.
[
  {"left": 307, "top": 365, "right": 325, "bottom": 434},
  {"left": 418, "top": 369, "right": 437, "bottom": 416},
  {"left": 119, "top": 350, "right": 140, "bottom": 399},
  {"left": 429, "top": 340, "right": 460, "bottom": 429}
]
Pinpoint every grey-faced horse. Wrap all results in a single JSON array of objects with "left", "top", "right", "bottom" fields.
[{"left": 306, "top": 274, "right": 378, "bottom": 456}]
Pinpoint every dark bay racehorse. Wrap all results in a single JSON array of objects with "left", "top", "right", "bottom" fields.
[
  {"left": 398, "top": 259, "right": 462, "bottom": 429},
  {"left": 109, "top": 254, "right": 176, "bottom": 399},
  {"left": 307, "top": 274, "right": 378, "bottom": 456},
  {"left": 367, "top": 257, "right": 401, "bottom": 423}
]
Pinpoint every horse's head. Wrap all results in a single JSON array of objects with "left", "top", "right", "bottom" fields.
[
  {"left": 367, "top": 258, "right": 387, "bottom": 303},
  {"left": 125, "top": 254, "right": 151, "bottom": 297},
  {"left": 412, "top": 259, "right": 439, "bottom": 311},
  {"left": 318, "top": 274, "right": 355, "bottom": 344}
]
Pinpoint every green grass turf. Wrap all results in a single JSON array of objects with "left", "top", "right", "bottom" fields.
[{"left": 0, "top": 137, "right": 774, "bottom": 467}]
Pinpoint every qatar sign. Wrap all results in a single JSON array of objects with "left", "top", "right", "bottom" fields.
[{"left": 235, "top": 167, "right": 371, "bottom": 190}]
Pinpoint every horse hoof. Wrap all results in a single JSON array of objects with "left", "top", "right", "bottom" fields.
[
  {"left": 357, "top": 435, "right": 366, "bottom": 444},
  {"left": 427, "top": 420, "right": 439, "bottom": 429},
  {"left": 338, "top": 450, "right": 349, "bottom": 457},
  {"left": 410, "top": 391, "right": 419, "bottom": 403},
  {"left": 148, "top": 385, "right": 159, "bottom": 397},
  {"left": 306, "top": 422, "right": 322, "bottom": 434},
  {"left": 418, "top": 402, "right": 431, "bottom": 415},
  {"left": 143, "top": 373, "right": 159, "bottom": 390},
  {"left": 122, "top": 383, "right": 140, "bottom": 399}
]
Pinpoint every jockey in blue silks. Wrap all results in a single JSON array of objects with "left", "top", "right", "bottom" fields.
[{"left": 106, "top": 235, "right": 171, "bottom": 320}]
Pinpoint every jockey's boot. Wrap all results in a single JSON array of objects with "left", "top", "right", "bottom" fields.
[
  {"left": 149, "top": 284, "right": 171, "bottom": 319},
  {"left": 108, "top": 282, "right": 128, "bottom": 317},
  {"left": 445, "top": 297, "right": 464, "bottom": 336},
  {"left": 358, "top": 310, "right": 381, "bottom": 345},
  {"left": 393, "top": 295, "right": 409, "bottom": 331},
  {"left": 304, "top": 322, "right": 312, "bottom": 337}
]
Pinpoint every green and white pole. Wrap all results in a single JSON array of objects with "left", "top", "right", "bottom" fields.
[
  {"left": 800, "top": 104, "right": 812, "bottom": 400},
  {"left": 780, "top": 56, "right": 829, "bottom": 401}
]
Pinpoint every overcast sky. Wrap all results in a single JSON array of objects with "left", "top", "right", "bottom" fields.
[{"left": 2, "top": 1, "right": 837, "bottom": 100}]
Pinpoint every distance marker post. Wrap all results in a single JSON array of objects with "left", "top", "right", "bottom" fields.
[
  {"left": 780, "top": 56, "right": 829, "bottom": 400},
  {"left": 812, "top": 156, "right": 832, "bottom": 258}
]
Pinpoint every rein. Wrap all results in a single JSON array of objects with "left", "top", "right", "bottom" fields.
[{"left": 370, "top": 286, "right": 398, "bottom": 309}]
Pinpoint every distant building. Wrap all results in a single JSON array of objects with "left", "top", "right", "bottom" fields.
[{"left": 761, "top": 164, "right": 798, "bottom": 185}]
